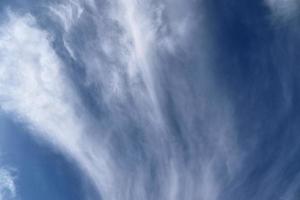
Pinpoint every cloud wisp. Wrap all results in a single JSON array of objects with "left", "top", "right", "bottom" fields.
[
  {"left": 0, "top": 11, "right": 116, "bottom": 199},
  {"left": 265, "top": 0, "right": 300, "bottom": 22},
  {"left": 0, "top": 168, "right": 16, "bottom": 200},
  {"left": 0, "top": 1, "right": 242, "bottom": 200}
]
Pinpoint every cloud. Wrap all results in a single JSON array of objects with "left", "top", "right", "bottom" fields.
[
  {"left": 0, "top": 11, "right": 85, "bottom": 149},
  {"left": 48, "top": 0, "right": 84, "bottom": 59},
  {"left": 0, "top": 10, "right": 115, "bottom": 199},
  {"left": 0, "top": 2, "right": 242, "bottom": 200},
  {"left": 0, "top": 168, "right": 16, "bottom": 200},
  {"left": 49, "top": 0, "right": 83, "bottom": 32},
  {"left": 265, "top": 0, "right": 300, "bottom": 22},
  {"left": 58, "top": 0, "right": 241, "bottom": 199}
]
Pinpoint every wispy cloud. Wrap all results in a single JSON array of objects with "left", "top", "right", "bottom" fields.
[
  {"left": 0, "top": 1, "right": 242, "bottom": 200},
  {"left": 265, "top": 0, "right": 300, "bottom": 22},
  {"left": 0, "top": 168, "right": 16, "bottom": 200},
  {"left": 0, "top": 10, "right": 115, "bottom": 199}
]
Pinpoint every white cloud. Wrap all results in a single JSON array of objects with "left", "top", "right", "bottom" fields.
[
  {"left": 0, "top": 12, "right": 84, "bottom": 149},
  {"left": 49, "top": 0, "right": 83, "bottom": 32},
  {"left": 0, "top": 11, "right": 116, "bottom": 199},
  {"left": 72, "top": 1, "right": 241, "bottom": 199},
  {"left": 0, "top": 2, "right": 242, "bottom": 200},
  {"left": 265, "top": 0, "right": 300, "bottom": 21},
  {"left": 48, "top": 0, "right": 84, "bottom": 59},
  {"left": 0, "top": 168, "right": 16, "bottom": 200}
]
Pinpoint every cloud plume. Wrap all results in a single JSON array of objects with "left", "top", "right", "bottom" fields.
[{"left": 0, "top": 1, "right": 242, "bottom": 200}]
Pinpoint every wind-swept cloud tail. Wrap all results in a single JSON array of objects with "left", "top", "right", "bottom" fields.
[{"left": 0, "top": 1, "right": 242, "bottom": 200}]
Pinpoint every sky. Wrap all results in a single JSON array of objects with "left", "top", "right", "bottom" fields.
[{"left": 0, "top": 0, "right": 300, "bottom": 200}]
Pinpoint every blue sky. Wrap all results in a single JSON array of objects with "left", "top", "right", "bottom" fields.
[{"left": 0, "top": 0, "right": 300, "bottom": 200}]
